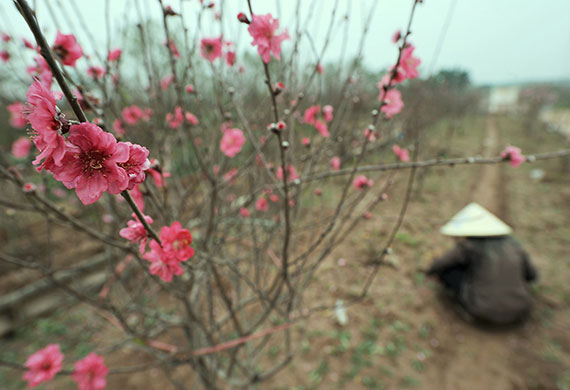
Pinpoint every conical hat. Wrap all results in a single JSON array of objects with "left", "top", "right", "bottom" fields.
[{"left": 440, "top": 203, "right": 512, "bottom": 237}]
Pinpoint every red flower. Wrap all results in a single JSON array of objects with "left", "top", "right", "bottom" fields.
[
  {"left": 11, "top": 136, "right": 32, "bottom": 159},
  {"left": 25, "top": 81, "right": 66, "bottom": 169},
  {"left": 256, "top": 196, "right": 269, "bottom": 212},
  {"left": 392, "top": 144, "right": 410, "bottom": 162},
  {"left": 87, "top": 66, "right": 106, "bottom": 80},
  {"left": 304, "top": 105, "right": 321, "bottom": 125},
  {"left": 7, "top": 102, "right": 27, "bottom": 128},
  {"left": 118, "top": 142, "right": 150, "bottom": 189},
  {"left": 143, "top": 222, "right": 194, "bottom": 282},
  {"left": 23, "top": 344, "right": 63, "bottom": 388},
  {"left": 166, "top": 106, "right": 184, "bottom": 128},
  {"left": 120, "top": 213, "right": 154, "bottom": 253},
  {"left": 107, "top": 48, "right": 122, "bottom": 62},
  {"left": 220, "top": 128, "right": 246, "bottom": 158},
  {"left": 50, "top": 123, "right": 130, "bottom": 205},
  {"left": 52, "top": 31, "right": 83, "bottom": 66},
  {"left": 247, "top": 13, "right": 289, "bottom": 63},
  {"left": 353, "top": 175, "right": 373, "bottom": 190},
  {"left": 200, "top": 36, "right": 223, "bottom": 62},
  {"left": 314, "top": 120, "right": 330, "bottom": 137},
  {"left": 72, "top": 353, "right": 108, "bottom": 390}
]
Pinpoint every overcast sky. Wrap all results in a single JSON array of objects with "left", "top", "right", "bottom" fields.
[{"left": 1, "top": 0, "right": 569, "bottom": 85}]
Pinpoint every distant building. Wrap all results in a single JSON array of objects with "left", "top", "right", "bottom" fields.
[{"left": 487, "top": 86, "right": 521, "bottom": 113}]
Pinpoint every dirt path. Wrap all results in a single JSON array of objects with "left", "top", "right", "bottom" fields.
[{"left": 426, "top": 115, "right": 526, "bottom": 390}]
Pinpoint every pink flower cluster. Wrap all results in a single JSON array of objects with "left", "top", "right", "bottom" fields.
[
  {"left": 247, "top": 13, "right": 289, "bottom": 63},
  {"left": 143, "top": 222, "right": 195, "bottom": 282},
  {"left": 220, "top": 128, "right": 246, "bottom": 158},
  {"left": 303, "top": 105, "right": 334, "bottom": 138},
  {"left": 353, "top": 175, "right": 374, "bottom": 190},
  {"left": 375, "top": 42, "right": 422, "bottom": 119},
  {"left": 24, "top": 81, "right": 150, "bottom": 205},
  {"left": 276, "top": 165, "right": 299, "bottom": 182},
  {"left": 392, "top": 144, "right": 410, "bottom": 162},
  {"left": 52, "top": 31, "right": 83, "bottom": 67},
  {"left": 23, "top": 345, "right": 107, "bottom": 390},
  {"left": 122, "top": 105, "right": 152, "bottom": 125},
  {"left": 501, "top": 145, "right": 525, "bottom": 167}
]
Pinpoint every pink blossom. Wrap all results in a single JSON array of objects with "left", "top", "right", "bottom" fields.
[
  {"left": 302, "top": 137, "right": 310, "bottom": 146},
  {"left": 185, "top": 84, "right": 195, "bottom": 93},
  {"left": 331, "top": 156, "right": 340, "bottom": 171},
  {"left": 122, "top": 105, "right": 145, "bottom": 125},
  {"left": 392, "top": 29, "right": 402, "bottom": 43},
  {"left": 166, "top": 106, "right": 184, "bottom": 128},
  {"left": 50, "top": 122, "right": 129, "bottom": 205},
  {"left": 0, "top": 50, "right": 10, "bottom": 62},
  {"left": 1, "top": 33, "right": 11, "bottom": 42},
  {"left": 120, "top": 213, "right": 154, "bottom": 253},
  {"left": 399, "top": 44, "right": 421, "bottom": 80},
  {"left": 323, "top": 105, "right": 334, "bottom": 122},
  {"left": 161, "top": 74, "right": 174, "bottom": 90},
  {"left": 256, "top": 196, "right": 269, "bottom": 212},
  {"left": 87, "top": 66, "right": 105, "bottom": 79},
  {"left": 7, "top": 102, "right": 27, "bottom": 128},
  {"left": 317, "top": 63, "right": 324, "bottom": 74},
  {"left": 378, "top": 88, "right": 404, "bottom": 118},
  {"left": 223, "top": 168, "right": 238, "bottom": 183},
  {"left": 364, "top": 128, "right": 376, "bottom": 141},
  {"left": 314, "top": 120, "right": 330, "bottom": 137},
  {"left": 225, "top": 50, "right": 236, "bottom": 66},
  {"left": 25, "top": 80, "right": 66, "bottom": 168},
  {"left": 118, "top": 142, "right": 150, "bottom": 189},
  {"left": 23, "top": 344, "right": 63, "bottom": 388},
  {"left": 239, "top": 207, "right": 250, "bottom": 218},
  {"left": 304, "top": 105, "right": 321, "bottom": 125},
  {"left": 220, "top": 128, "right": 246, "bottom": 158},
  {"left": 23, "top": 38, "right": 36, "bottom": 50},
  {"left": 185, "top": 112, "right": 199, "bottom": 125},
  {"left": 72, "top": 353, "right": 108, "bottom": 390},
  {"left": 107, "top": 48, "right": 122, "bottom": 62},
  {"left": 200, "top": 36, "right": 223, "bottom": 62},
  {"left": 269, "top": 194, "right": 279, "bottom": 203},
  {"left": 52, "top": 31, "right": 83, "bottom": 66},
  {"left": 147, "top": 166, "right": 171, "bottom": 188},
  {"left": 161, "top": 221, "right": 194, "bottom": 261},
  {"left": 144, "top": 222, "right": 194, "bottom": 282},
  {"left": 276, "top": 165, "right": 299, "bottom": 182},
  {"left": 353, "top": 175, "right": 373, "bottom": 190},
  {"left": 113, "top": 118, "right": 125, "bottom": 136},
  {"left": 392, "top": 144, "right": 410, "bottom": 162},
  {"left": 501, "top": 145, "right": 526, "bottom": 167},
  {"left": 247, "top": 13, "right": 289, "bottom": 63},
  {"left": 11, "top": 136, "right": 32, "bottom": 158},
  {"left": 166, "top": 39, "right": 181, "bottom": 58},
  {"left": 144, "top": 242, "right": 184, "bottom": 282},
  {"left": 27, "top": 56, "right": 53, "bottom": 88},
  {"left": 237, "top": 12, "right": 250, "bottom": 24},
  {"left": 23, "top": 183, "right": 37, "bottom": 193}
]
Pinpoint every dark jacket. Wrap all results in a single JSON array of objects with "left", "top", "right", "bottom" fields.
[{"left": 428, "top": 236, "right": 538, "bottom": 324}]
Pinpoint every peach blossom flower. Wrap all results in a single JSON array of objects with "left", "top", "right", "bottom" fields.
[
  {"left": 52, "top": 31, "right": 83, "bottom": 66},
  {"left": 11, "top": 136, "right": 32, "bottom": 158},
  {"left": 72, "top": 353, "right": 108, "bottom": 390},
  {"left": 200, "top": 36, "right": 223, "bottom": 62},
  {"left": 23, "top": 344, "right": 63, "bottom": 388},
  {"left": 247, "top": 13, "right": 289, "bottom": 63},
  {"left": 220, "top": 128, "right": 246, "bottom": 158},
  {"left": 331, "top": 156, "right": 340, "bottom": 171}
]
